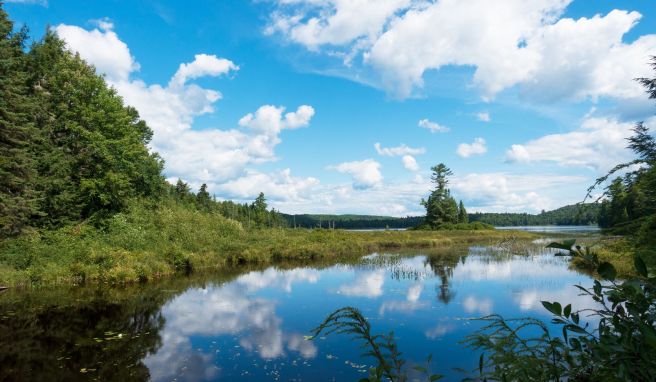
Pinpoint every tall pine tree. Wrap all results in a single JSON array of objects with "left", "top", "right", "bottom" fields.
[{"left": 0, "top": 7, "right": 39, "bottom": 237}]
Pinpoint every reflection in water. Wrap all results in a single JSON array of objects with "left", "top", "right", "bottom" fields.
[
  {"left": 144, "top": 269, "right": 319, "bottom": 381},
  {"left": 0, "top": 243, "right": 595, "bottom": 381}
]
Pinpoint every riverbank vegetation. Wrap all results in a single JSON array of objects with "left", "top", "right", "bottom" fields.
[{"left": 0, "top": 199, "right": 533, "bottom": 287}]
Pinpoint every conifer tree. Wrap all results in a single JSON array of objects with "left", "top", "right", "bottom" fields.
[
  {"left": 421, "top": 164, "right": 460, "bottom": 228},
  {"left": 458, "top": 200, "right": 468, "bottom": 223},
  {"left": 0, "top": 7, "right": 39, "bottom": 237}
]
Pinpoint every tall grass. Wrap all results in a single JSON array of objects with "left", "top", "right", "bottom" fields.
[{"left": 0, "top": 200, "right": 534, "bottom": 287}]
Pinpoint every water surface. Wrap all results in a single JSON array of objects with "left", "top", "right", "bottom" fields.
[{"left": 0, "top": 242, "right": 596, "bottom": 381}]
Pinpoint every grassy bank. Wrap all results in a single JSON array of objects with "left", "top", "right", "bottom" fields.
[{"left": 0, "top": 201, "right": 535, "bottom": 288}]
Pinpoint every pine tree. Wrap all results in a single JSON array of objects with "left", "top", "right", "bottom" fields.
[
  {"left": 0, "top": 7, "right": 39, "bottom": 237},
  {"left": 421, "top": 164, "right": 460, "bottom": 228},
  {"left": 196, "top": 183, "right": 211, "bottom": 211},
  {"left": 458, "top": 200, "right": 468, "bottom": 223},
  {"left": 26, "top": 31, "right": 164, "bottom": 224}
]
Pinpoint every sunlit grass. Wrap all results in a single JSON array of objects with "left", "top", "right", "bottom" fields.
[{"left": 0, "top": 201, "right": 536, "bottom": 287}]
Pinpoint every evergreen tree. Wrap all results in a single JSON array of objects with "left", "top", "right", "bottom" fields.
[
  {"left": 421, "top": 164, "right": 460, "bottom": 228},
  {"left": 196, "top": 183, "right": 211, "bottom": 212},
  {"left": 0, "top": 8, "right": 39, "bottom": 237},
  {"left": 458, "top": 200, "right": 468, "bottom": 223},
  {"left": 253, "top": 192, "right": 267, "bottom": 214}
]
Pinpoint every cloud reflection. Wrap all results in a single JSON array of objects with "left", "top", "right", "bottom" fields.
[{"left": 144, "top": 268, "right": 320, "bottom": 381}]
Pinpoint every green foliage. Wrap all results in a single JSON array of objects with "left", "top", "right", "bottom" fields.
[
  {"left": 464, "top": 240, "right": 656, "bottom": 381},
  {"left": 421, "top": 164, "right": 461, "bottom": 229},
  {"left": 0, "top": 8, "right": 39, "bottom": 238},
  {"left": 458, "top": 201, "right": 468, "bottom": 224},
  {"left": 590, "top": 57, "right": 656, "bottom": 248},
  {"left": 469, "top": 203, "right": 600, "bottom": 226},
  {"left": 281, "top": 214, "right": 424, "bottom": 229},
  {"left": 0, "top": 7, "right": 165, "bottom": 235}
]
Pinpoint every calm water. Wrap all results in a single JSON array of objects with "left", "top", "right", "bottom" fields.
[
  {"left": 0, "top": 242, "right": 596, "bottom": 381},
  {"left": 496, "top": 225, "right": 600, "bottom": 233}
]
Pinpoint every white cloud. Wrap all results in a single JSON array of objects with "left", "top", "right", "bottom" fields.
[
  {"left": 268, "top": 0, "right": 410, "bottom": 49},
  {"left": 329, "top": 159, "right": 383, "bottom": 189},
  {"left": 239, "top": 104, "right": 315, "bottom": 134},
  {"left": 505, "top": 116, "right": 635, "bottom": 170},
  {"left": 462, "top": 295, "right": 493, "bottom": 315},
  {"left": 456, "top": 137, "right": 487, "bottom": 158},
  {"left": 216, "top": 169, "right": 320, "bottom": 202},
  {"left": 170, "top": 53, "right": 239, "bottom": 87},
  {"left": 268, "top": 1, "right": 656, "bottom": 103},
  {"left": 374, "top": 142, "right": 425, "bottom": 156},
  {"left": 477, "top": 112, "right": 491, "bottom": 122},
  {"left": 55, "top": 22, "right": 319, "bottom": 201},
  {"left": 401, "top": 155, "right": 419, "bottom": 171},
  {"left": 338, "top": 270, "right": 385, "bottom": 298},
  {"left": 451, "top": 172, "right": 587, "bottom": 212},
  {"left": 54, "top": 22, "right": 140, "bottom": 82},
  {"left": 418, "top": 118, "right": 449, "bottom": 133}
]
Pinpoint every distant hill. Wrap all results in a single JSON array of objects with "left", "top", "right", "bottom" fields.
[
  {"left": 468, "top": 203, "right": 600, "bottom": 226},
  {"left": 282, "top": 203, "right": 600, "bottom": 229}
]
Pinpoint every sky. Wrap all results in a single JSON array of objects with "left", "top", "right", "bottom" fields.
[{"left": 6, "top": 0, "right": 656, "bottom": 216}]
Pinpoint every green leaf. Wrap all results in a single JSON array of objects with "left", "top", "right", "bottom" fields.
[
  {"left": 565, "top": 324, "right": 587, "bottom": 334},
  {"left": 635, "top": 256, "right": 648, "bottom": 277},
  {"left": 430, "top": 374, "right": 444, "bottom": 381},
  {"left": 563, "top": 304, "right": 571, "bottom": 318},
  {"left": 597, "top": 262, "right": 617, "bottom": 281},
  {"left": 593, "top": 280, "right": 602, "bottom": 295},
  {"left": 542, "top": 301, "right": 562, "bottom": 316},
  {"left": 571, "top": 312, "right": 580, "bottom": 325}
]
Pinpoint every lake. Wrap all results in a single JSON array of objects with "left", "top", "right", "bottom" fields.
[
  {"left": 496, "top": 225, "right": 600, "bottom": 233},
  {"left": 0, "top": 240, "right": 596, "bottom": 381}
]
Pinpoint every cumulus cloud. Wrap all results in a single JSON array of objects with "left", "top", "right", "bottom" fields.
[
  {"left": 268, "top": 0, "right": 656, "bottom": 102},
  {"left": 54, "top": 22, "right": 140, "bottom": 82},
  {"left": 374, "top": 142, "right": 425, "bottom": 156},
  {"left": 451, "top": 172, "right": 587, "bottom": 212},
  {"left": 418, "top": 118, "right": 449, "bottom": 133},
  {"left": 505, "top": 117, "right": 636, "bottom": 170},
  {"left": 401, "top": 155, "right": 419, "bottom": 171},
  {"left": 329, "top": 159, "right": 383, "bottom": 189},
  {"left": 55, "top": 21, "right": 319, "bottom": 202},
  {"left": 456, "top": 137, "right": 487, "bottom": 158},
  {"left": 216, "top": 169, "right": 320, "bottom": 202},
  {"left": 477, "top": 112, "right": 491, "bottom": 122},
  {"left": 170, "top": 53, "right": 239, "bottom": 87}
]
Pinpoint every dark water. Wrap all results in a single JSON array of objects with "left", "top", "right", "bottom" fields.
[{"left": 0, "top": 242, "right": 596, "bottom": 381}]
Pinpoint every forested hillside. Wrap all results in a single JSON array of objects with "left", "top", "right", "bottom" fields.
[{"left": 468, "top": 203, "right": 600, "bottom": 226}]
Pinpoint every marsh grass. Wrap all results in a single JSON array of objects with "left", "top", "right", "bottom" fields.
[{"left": 0, "top": 200, "right": 535, "bottom": 287}]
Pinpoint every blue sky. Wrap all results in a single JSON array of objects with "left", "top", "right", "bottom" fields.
[{"left": 6, "top": 0, "right": 656, "bottom": 215}]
